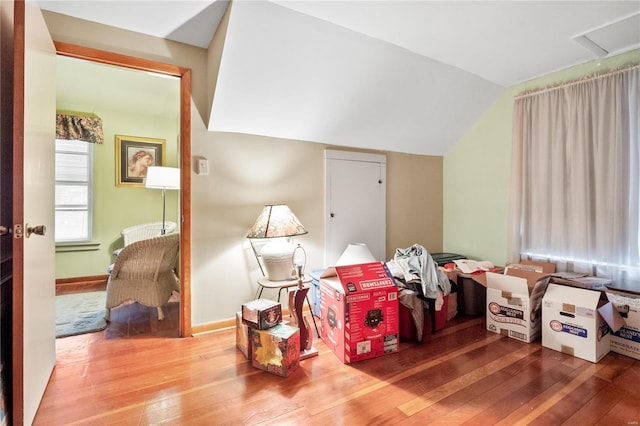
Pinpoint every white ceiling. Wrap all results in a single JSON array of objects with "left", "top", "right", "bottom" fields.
[{"left": 37, "top": 0, "right": 640, "bottom": 155}]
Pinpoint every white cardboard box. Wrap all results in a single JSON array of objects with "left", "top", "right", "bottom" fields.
[
  {"left": 542, "top": 284, "right": 620, "bottom": 363},
  {"left": 486, "top": 269, "right": 551, "bottom": 343},
  {"left": 604, "top": 287, "right": 640, "bottom": 360}
]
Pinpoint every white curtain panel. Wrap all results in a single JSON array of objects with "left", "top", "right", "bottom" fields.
[{"left": 508, "top": 66, "right": 640, "bottom": 283}]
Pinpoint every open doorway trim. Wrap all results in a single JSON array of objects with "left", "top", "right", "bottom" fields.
[{"left": 54, "top": 41, "right": 192, "bottom": 337}]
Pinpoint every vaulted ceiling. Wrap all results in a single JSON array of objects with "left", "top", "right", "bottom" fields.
[{"left": 37, "top": 0, "right": 640, "bottom": 155}]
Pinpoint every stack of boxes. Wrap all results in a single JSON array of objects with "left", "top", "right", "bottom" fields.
[
  {"left": 481, "top": 259, "right": 640, "bottom": 365},
  {"left": 236, "top": 299, "right": 301, "bottom": 377}
]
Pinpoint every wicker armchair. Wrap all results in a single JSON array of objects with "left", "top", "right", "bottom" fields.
[{"left": 105, "top": 232, "right": 180, "bottom": 321}]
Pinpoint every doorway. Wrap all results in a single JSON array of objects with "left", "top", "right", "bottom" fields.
[
  {"left": 325, "top": 150, "right": 387, "bottom": 265},
  {"left": 55, "top": 42, "right": 192, "bottom": 336}
]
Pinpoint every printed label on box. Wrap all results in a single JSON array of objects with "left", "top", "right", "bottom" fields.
[
  {"left": 488, "top": 302, "right": 526, "bottom": 326},
  {"left": 549, "top": 319, "right": 588, "bottom": 338}
]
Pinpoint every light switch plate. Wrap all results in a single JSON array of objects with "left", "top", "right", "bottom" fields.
[{"left": 197, "top": 158, "right": 209, "bottom": 175}]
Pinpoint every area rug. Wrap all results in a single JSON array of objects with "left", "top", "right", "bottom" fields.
[{"left": 56, "top": 291, "right": 107, "bottom": 338}]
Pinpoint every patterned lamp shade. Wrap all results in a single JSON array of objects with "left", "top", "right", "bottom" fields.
[{"left": 246, "top": 204, "right": 307, "bottom": 239}]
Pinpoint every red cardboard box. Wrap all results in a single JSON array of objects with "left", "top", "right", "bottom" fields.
[
  {"left": 320, "top": 262, "right": 399, "bottom": 364},
  {"left": 251, "top": 323, "right": 300, "bottom": 377}
]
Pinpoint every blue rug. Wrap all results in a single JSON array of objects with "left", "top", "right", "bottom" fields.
[{"left": 56, "top": 291, "right": 107, "bottom": 338}]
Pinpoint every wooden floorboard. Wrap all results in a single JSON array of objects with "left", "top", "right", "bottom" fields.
[{"left": 34, "top": 311, "right": 640, "bottom": 425}]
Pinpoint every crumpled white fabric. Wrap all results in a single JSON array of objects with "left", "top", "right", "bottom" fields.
[
  {"left": 393, "top": 244, "right": 450, "bottom": 299},
  {"left": 386, "top": 258, "right": 420, "bottom": 283}
]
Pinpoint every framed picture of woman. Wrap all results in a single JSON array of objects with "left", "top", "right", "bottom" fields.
[{"left": 115, "top": 135, "right": 166, "bottom": 187}]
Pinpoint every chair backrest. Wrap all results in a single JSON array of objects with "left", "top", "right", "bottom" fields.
[
  {"left": 111, "top": 232, "right": 180, "bottom": 279},
  {"left": 121, "top": 221, "right": 178, "bottom": 246}
]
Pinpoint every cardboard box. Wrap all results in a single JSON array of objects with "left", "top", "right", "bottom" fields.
[
  {"left": 516, "top": 259, "right": 557, "bottom": 273},
  {"left": 486, "top": 269, "right": 551, "bottom": 343},
  {"left": 550, "top": 275, "right": 612, "bottom": 290},
  {"left": 251, "top": 323, "right": 300, "bottom": 377},
  {"left": 241, "top": 299, "right": 282, "bottom": 330},
  {"left": 236, "top": 311, "right": 253, "bottom": 359},
  {"left": 542, "top": 283, "right": 620, "bottom": 363},
  {"left": 320, "top": 261, "right": 399, "bottom": 364},
  {"left": 604, "top": 287, "right": 640, "bottom": 360}
]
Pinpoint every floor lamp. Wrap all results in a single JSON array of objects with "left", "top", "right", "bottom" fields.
[{"left": 145, "top": 166, "right": 180, "bottom": 235}]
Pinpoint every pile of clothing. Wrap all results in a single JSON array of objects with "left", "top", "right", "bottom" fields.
[{"left": 386, "top": 244, "right": 452, "bottom": 342}]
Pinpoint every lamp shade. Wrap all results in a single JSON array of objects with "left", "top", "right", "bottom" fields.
[
  {"left": 335, "top": 243, "right": 376, "bottom": 266},
  {"left": 145, "top": 166, "right": 180, "bottom": 190},
  {"left": 246, "top": 204, "right": 307, "bottom": 239}
]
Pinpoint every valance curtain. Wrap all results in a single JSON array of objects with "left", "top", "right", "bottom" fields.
[
  {"left": 55, "top": 111, "right": 104, "bottom": 144},
  {"left": 508, "top": 66, "right": 640, "bottom": 283}
]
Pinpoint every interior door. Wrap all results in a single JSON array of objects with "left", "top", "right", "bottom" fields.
[
  {"left": 13, "top": 4, "right": 57, "bottom": 425},
  {"left": 325, "top": 150, "right": 386, "bottom": 266}
]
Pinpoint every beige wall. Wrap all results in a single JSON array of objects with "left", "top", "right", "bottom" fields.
[
  {"left": 387, "top": 151, "right": 442, "bottom": 255},
  {"left": 444, "top": 49, "right": 640, "bottom": 267},
  {"left": 44, "top": 11, "right": 443, "bottom": 327}
]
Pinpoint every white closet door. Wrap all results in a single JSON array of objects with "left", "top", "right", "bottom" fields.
[{"left": 325, "top": 150, "right": 386, "bottom": 266}]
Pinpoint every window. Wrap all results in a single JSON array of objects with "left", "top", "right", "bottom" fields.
[
  {"left": 55, "top": 139, "right": 93, "bottom": 243},
  {"left": 509, "top": 66, "right": 640, "bottom": 283}
]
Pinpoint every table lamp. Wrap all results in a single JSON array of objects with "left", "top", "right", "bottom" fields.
[
  {"left": 246, "top": 204, "right": 307, "bottom": 281},
  {"left": 145, "top": 166, "right": 180, "bottom": 235},
  {"left": 336, "top": 243, "right": 376, "bottom": 265}
]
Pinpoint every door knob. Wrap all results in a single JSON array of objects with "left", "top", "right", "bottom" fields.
[
  {"left": 26, "top": 224, "right": 46, "bottom": 238},
  {"left": 0, "top": 226, "right": 9, "bottom": 236}
]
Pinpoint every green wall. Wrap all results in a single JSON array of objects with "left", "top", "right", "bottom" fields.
[
  {"left": 55, "top": 106, "right": 179, "bottom": 278},
  {"left": 444, "top": 49, "right": 640, "bottom": 266}
]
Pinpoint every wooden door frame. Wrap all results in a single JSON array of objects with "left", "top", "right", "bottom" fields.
[
  {"left": 53, "top": 42, "right": 192, "bottom": 337},
  {"left": 11, "top": 0, "right": 25, "bottom": 423}
]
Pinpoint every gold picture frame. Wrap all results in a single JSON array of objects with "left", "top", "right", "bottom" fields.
[{"left": 115, "top": 135, "right": 166, "bottom": 187}]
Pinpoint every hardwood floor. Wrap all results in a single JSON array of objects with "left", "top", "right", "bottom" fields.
[
  {"left": 34, "top": 310, "right": 640, "bottom": 425},
  {"left": 103, "top": 297, "right": 180, "bottom": 339}
]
